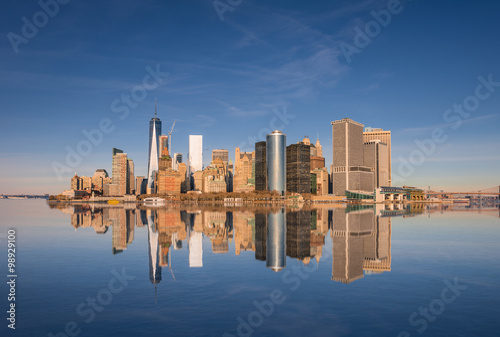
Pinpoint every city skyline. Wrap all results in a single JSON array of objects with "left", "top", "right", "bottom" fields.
[{"left": 1, "top": 1, "right": 500, "bottom": 194}]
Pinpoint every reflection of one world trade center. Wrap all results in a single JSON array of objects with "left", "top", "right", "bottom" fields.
[
  {"left": 266, "top": 209, "right": 286, "bottom": 272},
  {"left": 146, "top": 209, "right": 162, "bottom": 291}
]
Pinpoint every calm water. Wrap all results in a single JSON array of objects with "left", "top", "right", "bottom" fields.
[{"left": 0, "top": 200, "right": 499, "bottom": 337}]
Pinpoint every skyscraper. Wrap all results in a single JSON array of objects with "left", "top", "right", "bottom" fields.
[
  {"left": 148, "top": 100, "right": 162, "bottom": 175},
  {"left": 127, "top": 158, "right": 134, "bottom": 194},
  {"left": 255, "top": 141, "right": 267, "bottom": 191},
  {"left": 266, "top": 130, "right": 286, "bottom": 196},
  {"left": 331, "top": 118, "right": 374, "bottom": 196},
  {"left": 363, "top": 127, "right": 392, "bottom": 186},
  {"left": 286, "top": 143, "right": 311, "bottom": 194},
  {"left": 147, "top": 101, "right": 161, "bottom": 194},
  {"left": 188, "top": 135, "right": 203, "bottom": 174},
  {"left": 147, "top": 119, "right": 159, "bottom": 194},
  {"left": 112, "top": 148, "right": 128, "bottom": 196},
  {"left": 363, "top": 140, "right": 389, "bottom": 188}
]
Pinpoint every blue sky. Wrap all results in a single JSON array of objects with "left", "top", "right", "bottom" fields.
[{"left": 1, "top": 0, "right": 499, "bottom": 194}]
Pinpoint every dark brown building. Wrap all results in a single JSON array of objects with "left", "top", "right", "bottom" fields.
[
  {"left": 286, "top": 143, "right": 310, "bottom": 193},
  {"left": 255, "top": 141, "right": 267, "bottom": 191}
]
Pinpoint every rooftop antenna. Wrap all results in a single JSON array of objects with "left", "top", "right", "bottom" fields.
[
  {"left": 155, "top": 97, "right": 157, "bottom": 118},
  {"left": 317, "top": 132, "right": 319, "bottom": 141}
]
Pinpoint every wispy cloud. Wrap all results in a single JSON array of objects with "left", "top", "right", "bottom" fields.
[{"left": 398, "top": 114, "right": 500, "bottom": 134}]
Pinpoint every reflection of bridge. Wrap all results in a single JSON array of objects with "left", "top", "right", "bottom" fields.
[{"left": 427, "top": 186, "right": 500, "bottom": 196}]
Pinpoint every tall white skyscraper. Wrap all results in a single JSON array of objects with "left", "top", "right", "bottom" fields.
[
  {"left": 147, "top": 119, "right": 159, "bottom": 193},
  {"left": 188, "top": 135, "right": 203, "bottom": 175}
]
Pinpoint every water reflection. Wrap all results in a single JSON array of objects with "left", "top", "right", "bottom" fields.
[{"left": 49, "top": 203, "right": 429, "bottom": 284}]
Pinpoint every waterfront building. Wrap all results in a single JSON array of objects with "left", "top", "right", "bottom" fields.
[
  {"left": 312, "top": 167, "right": 329, "bottom": 196},
  {"left": 147, "top": 117, "right": 160, "bottom": 194},
  {"left": 148, "top": 101, "right": 162, "bottom": 175},
  {"left": 363, "top": 127, "right": 392, "bottom": 186},
  {"left": 234, "top": 148, "right": 255, "bottom": 192},
  {"left": 157, "top": 169, "right": 182, "bottom": 195},
  {"left": 363, "top": 140, "right": 389, "bottom": 188},
  {"left": 188, "top": 135, "right": 203, "bottom": 177},
  {"left": 192, "top": 171, "right": 203, "bottom": 191},
  {"left": 127, "top": 159, "right": 135, "bottom": 194},
  {"left": 266, "top": 130, "right": 286, "bottom": 196},
  {"left": 112, "top": 148, "right": 128, "bottom": 196},
  {"left": 81, "top": 176, "right": 92, "bottom": 191},
  {"left": 71, "top": 173, "right": 81, "bottom": 190},
  {"left": 255, "top": 141, "right": 267, "bottom": 191},
  {"left": 331, "top": 118, "right": 374, "bottom": 196},
  {"left": 286, "top": 143, "right": 311, "bottom": 194},
  {"left": 92, "top": 169, "right": 109, "bottom": 192}
]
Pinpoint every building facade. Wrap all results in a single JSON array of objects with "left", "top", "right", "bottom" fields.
[
  {"left": 363, "top": 127, "right": 391, "bottom": 186},
  {"left": 266, "top": 130, "right": 286, "bottom": 196},
  {"left": 255, "top": 141, "right": 267, "bottom": 191},
  {"left": 331, "top": 118, "right": 374, "bottom": 196},
  {"left": 363, "top": 140, "right": 389, "bottom": 188},
  {"left": 212, "top": 149, "right": 229, "bottom": 165},
  {"left": 286, "top": 143, "right": 311, "bottom": 194},
  {"left": 188, "top": 135, "right": 203, "bottom": 175},
  {"left": 112, "top": 148, "right": 128, "bottom": 196}
]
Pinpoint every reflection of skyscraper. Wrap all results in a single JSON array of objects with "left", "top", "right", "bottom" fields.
[
  {"left": 363, "top": 216, "right": 391, "bottom": 273},
  {"left": 331, "top": 207, "right": 374, "bottom": 283},
  {"left": 147, "top": 210, "right": 162, "bottom": 285},
  {"left": 187, "top": 213, "right": 203, "bottom": 267},
  {"left": 286, "top": 211, "right": 311, "bottom": 262},
  {"left": 266, "top": 209, "right": 286, "bottom": 272},
  {"left": 266, "top": 130, "right": 286, "bottom": 196},
  {"left": 255, "top": 213, "right": 267, "bottom": 261}
]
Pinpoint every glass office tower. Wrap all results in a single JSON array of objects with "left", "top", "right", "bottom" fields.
[{"left": 266, "top": 130, "right": 286, "bottom": 196}]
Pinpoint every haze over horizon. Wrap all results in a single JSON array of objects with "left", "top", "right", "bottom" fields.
[{"left": 1, "top": 0, "right": 499, "bottom": 195}]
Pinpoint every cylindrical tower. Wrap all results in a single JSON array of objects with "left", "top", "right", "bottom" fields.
[
  {"left": 266, "top": 209, "right": 286, "bottom": 272},
  {"left": 266, "top": 130, "right": 286, "bottom": 196}
]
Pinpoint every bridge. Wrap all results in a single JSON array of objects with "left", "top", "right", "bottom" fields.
[{"left": 426, "top": 186, "right": 500, "bottom": 196}]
